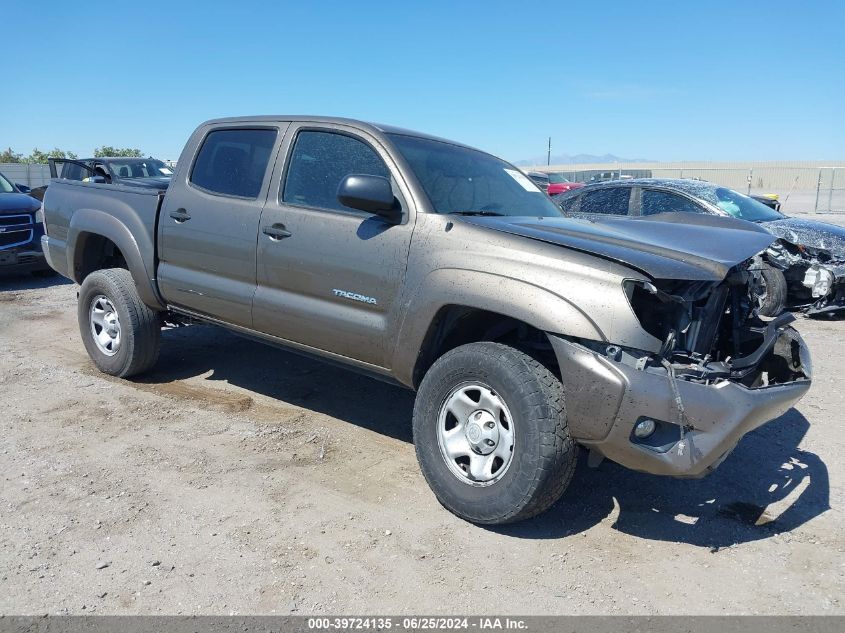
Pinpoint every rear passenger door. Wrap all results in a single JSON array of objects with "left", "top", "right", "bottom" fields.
[
  {"left": 572, "top": 186, "right": 633, "bottom": 219},
  {"left": 157, "top": 125, "right": 286, "bottom": 327}
]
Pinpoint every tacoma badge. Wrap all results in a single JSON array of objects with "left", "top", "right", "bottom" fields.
[{"left": 332, "top": 289, "right": 378, "bottom": 305}]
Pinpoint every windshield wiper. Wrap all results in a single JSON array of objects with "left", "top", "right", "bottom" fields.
[{"left": 449, "top": 210, "right": 505, "bottom": 217}]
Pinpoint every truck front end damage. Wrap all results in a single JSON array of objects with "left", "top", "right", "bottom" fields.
[{"left": 549, "top": 258, "right": 812, "bottom": 477}]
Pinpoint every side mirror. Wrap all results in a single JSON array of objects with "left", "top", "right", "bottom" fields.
[
  {"left": 15, "top": 183, "right": 31, "bottom": 193},
  {"left": 337, "top": 174, "right": 400, "bottom": 223}
]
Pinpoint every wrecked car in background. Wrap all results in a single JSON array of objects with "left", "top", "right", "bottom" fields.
[{"left": 553, "top": 178, "right": 845, "bottom": 317}]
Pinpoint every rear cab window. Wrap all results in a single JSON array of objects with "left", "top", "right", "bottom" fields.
[
  {"left": 282, "top": 130, "right": 390, "bottom": 213},
  {"left": 190, "top": 128, "right": 278, "bottom": 198}
]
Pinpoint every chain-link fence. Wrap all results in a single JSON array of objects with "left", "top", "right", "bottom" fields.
[{"left": 814, "top": 167, "right": 845, "bottom": 214}]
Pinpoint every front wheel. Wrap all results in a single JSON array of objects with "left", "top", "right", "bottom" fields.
[
  {"left": 758, "top": 263, "right": 788, "bottom": 317},
  {"left": 78, "top": 268, "right": 161, "bottom": 378},
  {"left": 413, "top": 342, "right": 576, "bottom": 524}
]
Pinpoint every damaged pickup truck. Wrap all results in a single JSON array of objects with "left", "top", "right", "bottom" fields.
[
  {"left": 552, "top": 179, "right": 845, "bottom": 316},
  {"left": 41, "top": 117, "right": 812, "bottom": 524}
]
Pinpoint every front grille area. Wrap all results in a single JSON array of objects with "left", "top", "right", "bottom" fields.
[{"left": 0, "top": 214, "right": 35, "bottom": 250}]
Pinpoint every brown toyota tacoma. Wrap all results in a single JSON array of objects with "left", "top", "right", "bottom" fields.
[{"left": 41, "top": 116, "right": 812, "bottom": 524}]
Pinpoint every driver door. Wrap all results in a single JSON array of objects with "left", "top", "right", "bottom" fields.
[{"left": 252, "top": 124, "right": 415, "bottom": 368}]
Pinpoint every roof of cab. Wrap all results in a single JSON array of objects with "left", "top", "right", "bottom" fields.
[{"left": 200, "top": 115, "right": 480, "bottom": 151}]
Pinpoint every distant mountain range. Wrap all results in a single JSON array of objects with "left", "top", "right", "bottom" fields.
[{"left": 514, "top": 153, "right": 654, "bottom": 167}]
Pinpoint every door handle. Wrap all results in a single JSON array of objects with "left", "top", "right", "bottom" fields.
[
  {"left": 169, "top": 208, "right": 191, "bottom": 223},
  {"left": 263, "top": 223, "right": 292, "bottom": 240}
]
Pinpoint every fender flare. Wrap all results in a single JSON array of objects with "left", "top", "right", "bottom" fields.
[
  {"left": 391, "top": 268, "right": 608, "bottom": 386},
  {"left": 67, "top": 208, "right": 164, "bottom": 310}
]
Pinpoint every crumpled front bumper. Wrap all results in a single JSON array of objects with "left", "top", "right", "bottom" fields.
[{"left": 549, "top": 333, "right": 812, "bottom": 478}]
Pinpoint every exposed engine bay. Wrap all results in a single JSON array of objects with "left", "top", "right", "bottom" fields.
[{"left": 616, "top": 258, "right": 811, "bottom": 388}]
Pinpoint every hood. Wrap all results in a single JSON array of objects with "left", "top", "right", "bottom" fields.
[
  {"left": 760, "top": 217, "right": 845, "bottom": 257},
  {"left": 461, "top": 212, "right": 776, "bottom": 281},
  {"left": 0, "top": 192, "right": 41, "bottom": 214}
]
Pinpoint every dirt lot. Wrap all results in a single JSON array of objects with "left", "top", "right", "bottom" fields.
[{"left": 1, "top": 237, "right": 844, "bottom": 615}]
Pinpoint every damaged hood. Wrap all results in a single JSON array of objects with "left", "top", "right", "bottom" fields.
[
  {"left": 759, "top": 217, "right": 845, "bottom": 258},
  {"left": 462, "top": 212, "right": 775, "bottom": 281}
]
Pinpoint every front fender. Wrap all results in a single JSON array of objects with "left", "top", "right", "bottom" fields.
[
  {"left": 68, "top": 209, "right": 164, "bottom": 310},
  {"left": 391, "top": 268, "right": 609, "bottom": 386}
]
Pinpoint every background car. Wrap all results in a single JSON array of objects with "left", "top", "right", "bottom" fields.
[
  {"left": 525, "top": 170, "right": 550, "bottom": 193},
  {"left": 0, "top": 169, "right": 51, "bottom": 276},
  {"left": 547, "top": 172, "right": 585, "bottom": 195},
  {"left": 29, "top": 157, "right": 174, "bottom": 201},
  {"left": 553, "top": 178, "right": 845, "bottom": 317}
]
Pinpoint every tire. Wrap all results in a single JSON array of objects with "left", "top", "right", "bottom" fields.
[
  {"left": 77, "top": 268, "right": 161, "bottom": 378},
  {"left": 413, "top": 342, "right": 576, "bottom": 524},
  {"left": 758, "top": 263, "right": 788, "bottom": 317}
]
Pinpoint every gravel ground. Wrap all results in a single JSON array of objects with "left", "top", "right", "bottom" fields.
[{"left": 1, "top": 229, "right": 844, "bottom": 615}]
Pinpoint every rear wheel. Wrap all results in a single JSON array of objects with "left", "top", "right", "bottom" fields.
[
  {"left": 758, "top": 263, "right": 788, "bottom": 317},
  {"left": 413, "top": 342, "right": 576, "bottom": 524},
  {"left": 77, "top": 268, "right": 161, "bottom": 377}
]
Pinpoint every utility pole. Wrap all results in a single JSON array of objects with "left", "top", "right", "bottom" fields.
[{"left": 547, "top": 137, "right": 551, "bottom": 166}]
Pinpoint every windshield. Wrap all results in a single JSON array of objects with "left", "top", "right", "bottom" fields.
[
  {"left": 0, "top": 172, "right": 15, "bottom": 193},
  {"left": 387, "top": 134, "right": 563, "bottom": 217},
  {"left": 709, "top": 187, "right": 784, "bottom": 222},
  {"left": 548, "top": 173, "right": 570, "bottom": 184},
  {"left": 107, "top": 159, "right": 173, "bottom": 179}
]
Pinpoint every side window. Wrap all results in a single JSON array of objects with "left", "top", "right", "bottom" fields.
[
  {"left": 190, "top": 128, "right": 277, "bottom": 198},
  {"left": 282, "top": 130, "right": 390, "bottom": 212},
  {"left": 61, "top": 163, "right": 84, "bottom": 180},
  {"left": 580, "top": 188, "right": 631, "bottom": 215},
  {"left": 641, "top": 189, "right": 703, "bottom": 216},
  {"left": 57, "top": 161, "right": 93, "bottom": 181}
]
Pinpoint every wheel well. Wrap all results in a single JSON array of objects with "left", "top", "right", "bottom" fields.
[
  {"left": 412, "top": 306, "right": 557, "bottom": 388},
  {"left": 74, "top": 233, "right": 128, "bottom": 281}
]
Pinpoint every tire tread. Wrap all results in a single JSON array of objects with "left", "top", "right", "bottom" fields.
[
  {"left": 413, "top": 342, "right": 576, "bottom": 524},
  {"left": 78, "top": 268, "right": 160, "bottom": 378}
]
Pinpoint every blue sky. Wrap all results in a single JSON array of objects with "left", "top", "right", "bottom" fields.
[{"left": 3, "top": 0, "right": 843, "bottom": 162}]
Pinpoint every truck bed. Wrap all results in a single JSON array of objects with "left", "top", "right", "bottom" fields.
[{"left": 41, "top": 179, "right": 166, "bottom": 306}]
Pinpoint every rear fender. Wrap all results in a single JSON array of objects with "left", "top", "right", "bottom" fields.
[{"left": 67, "top": 209, "right": 164, "bottom": 310}]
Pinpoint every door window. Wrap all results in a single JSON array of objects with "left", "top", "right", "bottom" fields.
[
  {"left": 190, "top": 128, "right": 277, "bottom": 198},
  {"left": 641, "top": 189, "right": 703, "bottom": 216},
  {"left": 54, "top": 160, "right": 94, "bottom": 181},
  {"left": 282, "top": 130, "right": 390, "bottom": 212},
  {"left": 579, "top": 187, "right": 631, "bottom": 215}
]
